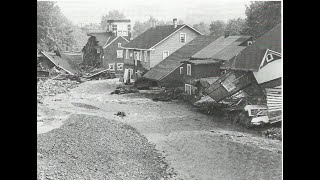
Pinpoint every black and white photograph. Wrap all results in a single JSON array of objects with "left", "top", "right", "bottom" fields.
[{"left": 37, "top": 0, "right": 282, "bottom": 179}]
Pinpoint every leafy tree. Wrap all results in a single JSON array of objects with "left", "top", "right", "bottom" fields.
[
  {"left": 193, "top": 22, "right": 211, "bottom": 35},
  {"left": 37, "top": 1, "right": 77, "bottom": 52},
  {"left": 209, "top": 20, "right": 226, "bottom": 36},
  {"left": 100, "top": 10, "right": 126, "bottom": 30},
  {"left": 241, "top": 1, "right": 281, "bottom": 38},
  {"left": 225, "top": 18, "right": 247, "bottom": 35}
]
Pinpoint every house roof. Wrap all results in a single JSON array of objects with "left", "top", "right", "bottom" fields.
[
  {"left": 196, "top": 77, "right": 220, "bottom": 87},
  {"left": 191, "top": 35, "right": 252, "bottom": 60},
  {"left": 123, "top": 24, "right": 202, "bottom": 50},
  {"left": 221, "top": 24, "right": 281, "bottom": 71},
  {"left": 40, "top": 51, "right": 80, "bottom": 75},
  {"left": 143, "top": 35, "right": 219, "bottom": 80},
  {"left": 185, "top": 59, "right": 221, "bottom": 65},
  {"left": 87, "top": 32, "right": 120, "bottom": 47}
]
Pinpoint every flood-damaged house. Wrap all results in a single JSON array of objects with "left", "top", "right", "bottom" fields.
[
  {"left": 121, "top": 18, "right": 202, "bottom": 82},
  {"left": 142, "top": 35, "right": 219, "bottom": 87},
  {"left": 181, "top": 33, "right": 254, "bottom": 99},
  {"left": 82, "top": 19, "right": 131, "bottom": 76},
  {"left": 205, "top": 24, "right": 282, "bottom": 125}
]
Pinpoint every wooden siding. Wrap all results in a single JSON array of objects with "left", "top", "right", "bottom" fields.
[
  {"left": 149, "top": 26, "right": 199, "bottom": 68},
  {"left": 266, "top": 86, "right": 282, "bottom": 123},
  {"left": 158, "top": 64, "right": 184, "bottom": 87},
  {"left": 103, "top": 38, "right": 128, "bottom": 74}
]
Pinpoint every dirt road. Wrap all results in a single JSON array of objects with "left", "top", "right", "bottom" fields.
[{"left": 37, "top": 79, "right": 282, "bottom": 180}]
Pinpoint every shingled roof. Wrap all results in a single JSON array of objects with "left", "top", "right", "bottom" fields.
[
  {"left": 191, "top": 35, "right": 252, "bottom": 60},
  {"left": 143, "top": 35, "right": 219, "bottom": 80},
  {"left": 221, "top": 24, "right": 281, "bottom": 71},
  {"left": 123, "top": 25, "right": 201, "bottom": 50}
]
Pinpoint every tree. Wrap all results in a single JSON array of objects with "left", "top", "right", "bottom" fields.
[
  {"left": 132, "top": 16, "right": 157, "bottom": 38},
  {"left": 241, "top": 1, "right": 281, "bottom": 38},
  {"left": 100, "top": 10, "right": 126, "bottom": 30},
  {"left": 225, "top": 18, "right": 246, "bottom": 35},
  {"left": 209, "top": 20, "right": 226, "bottom": 37},
  {"left": 37, "top": 1, "right": 76, "bottom": 52},
  {"left": 193, "top": 22, "right": 211, "bottom": 35}
]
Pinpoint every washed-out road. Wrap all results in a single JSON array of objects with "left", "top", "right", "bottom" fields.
[{"left": 37, "top": 79, "right": 282, "bottom": 180}]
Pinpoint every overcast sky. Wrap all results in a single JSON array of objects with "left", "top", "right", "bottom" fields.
[{"left": 53, "top": 0, "right": 254, "bottom": 26}]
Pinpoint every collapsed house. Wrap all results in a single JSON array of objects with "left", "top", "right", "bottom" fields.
[
  {"left": 121, "top": 18, "right": 203, "bottom": 83},
  {"left": 181, "top": 34, "right": 254, "bottom": 99},
  {"left": 204, "top": 24, "right": 282, "bottom": 125},
  {"left": 81, "top": 19, "right": 131, "bottom": 76}
]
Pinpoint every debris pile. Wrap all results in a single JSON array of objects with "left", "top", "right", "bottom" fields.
[
  {"left": 37, "top": 79, "right": 79, "bottom": 103},
  {"left": 152, "top": 88, "right": 184, "bottom": 102},
  {"left": 261, "top": 127, "right": 282, "bottom": 140},
  {"left": 110, "top": 85, "right": 139, "bottom": 95}
]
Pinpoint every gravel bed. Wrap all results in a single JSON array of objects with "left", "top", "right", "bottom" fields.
[{"left": 37, "top": 114, "right": 172, "bottom": 180}]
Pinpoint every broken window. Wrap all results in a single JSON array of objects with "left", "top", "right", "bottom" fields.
[
  {"left": 221, "top": 78, "right": 236, "bottom": 92},
  {"left": 117, "top": 63, "right": 124, "bottom": 70},
  {"left": 109, "top": 63, "right": 115, "bottom": 71}
]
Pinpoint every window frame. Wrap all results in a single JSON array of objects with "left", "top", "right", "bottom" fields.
[
  {"left": 144, "top": 51, "right": 147, "bottom": 62},
  {"left": 180, "top": 67, "right": 183, "bottom": 74},
  {"left": 221, "top": 79, "right": 236, "bottom": 92},
  {"left": 180, "top": 33, "right": 186, "bottom": 43},
  {"left": 117, "top": 50, "right": 123, "bottom": 58},
  {"left": 112, "top": 24, "right": 117, "bottom": 31},
  {"left": 247, "top": 41, "right": 253, "bottom": 46},
  {"left": 187, "top": 64, "right": 191, "bottom": 76},
  {"left": 185, "top": 84, "right": 192, "bottom": 95},
  {"left": 140, "top": 50, "right": 143, "bottom": 61},
  {"left": 266, "top": 53, "right": 274, "bottom": 62},
  {"left": 117, "top": 63, "right": 124, "bottom": 70},
  {"left": 118, "top": 43, "right": 121, "bottom": 48},
  {"left": 122, "top": 31, "right": 128, "bottom": 36},
  {"left": 162, "top": 50, "right": 169, "bottom": 60},
  {"left": 109, "top": 63, "right": 115, "bottom": 71},
  {"left": 125, "top": 50, "right": 128, "bottom": 59}
]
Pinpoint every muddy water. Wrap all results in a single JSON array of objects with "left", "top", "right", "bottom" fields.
[{"left": 37, "top": 79, "right": 282, "bottom": 180}]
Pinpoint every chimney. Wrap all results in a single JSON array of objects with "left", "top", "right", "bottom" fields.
[
  {"left": 173, "top": 18, "right": 177, "bottom": 28},
  {"left": 151, "top": 20, "right": 156, "bottom": 28},
  {"left": 224, "top": 30, "right": 230, "bottom": 38}
]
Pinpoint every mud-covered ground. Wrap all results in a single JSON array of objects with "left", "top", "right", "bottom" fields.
[{"left": 37, "top": 79, "right": 282, "bottom": 180}]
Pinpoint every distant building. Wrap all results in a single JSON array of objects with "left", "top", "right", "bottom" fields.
[{"left": 105, "top": 19, "right": 132, "bottom": 40}]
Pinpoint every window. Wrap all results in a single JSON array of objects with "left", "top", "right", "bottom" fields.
[
  {"left": 140, "top": 50, "right": 143, "bottom": 61},
  {"left": 134, "top": 51, "right": 140, "bottom": 60},
  {"left": 180, "top": 67, "right": 183, "bottom": 74},
  {"left": 163, "top": 50, "right": 169, "bottom": 60},
  {"left": 130, "top": 52, "right": 133, "bottom": 57},
  {"left": 122, "top": 31, "right": 128, "bottom": 36},
  {"left": 118, "top": 43, "right": 121, "bottom": 48},
  {"left": 129, "top": 69, "right": 133, "bottom": 79},
  {"left": 187, "top": 64, "right": 191, "bottom": 76},
  {"left": 112, "top": 24, "right": 117, "bottom": 31},
  {"left": 109, "top": 63, "right": 115, "bottom": 71},
  {"left": 125, "top": 50, "right": 128, "bottom": 59},
  {"left": 185, "top": 84, "right": 192, "bottom": 95},
  {"left": 266, "top": 54, "right": 274, "bottom": 62},
  {"left": 97, "top": 48, "right": 100, "bottom": 53},
  {"left": 221, "top": 79, "right": 236, "bottom": 92},
  {"left": 117, "top": 63, "right": 124, "bottom": 70},
  {"left": 180, "top": 33, "right": 186, "bottom": 43},
  {"left": 117, "top": 31, "right": 122, "bottom": 36},
  {"left": 128, "top": 24, "right": 131, "bottom": 31},
  {"left": 117, "top": 50, "right": 123, "bottom": 58},
  {"left": 247, "top": 41, "right": 253, "bottom": 46},
  {"left": 144, "top": 51, "right": 147, "bottom": 62}
]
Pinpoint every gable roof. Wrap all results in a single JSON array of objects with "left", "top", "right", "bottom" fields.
[
  {"left": 142, "top": 35, "right": 219, "bottom": 80},
  {"left": 87, "top": 32, "right": 129, "bottom": 48},
  {"left": 103, "top": 36, "right": 129, "bottom": 48},
  {"left": 221, "top": 24, "right": 281, "bottom": 71},
  {"left": 191, "top": 35, "right": 252, "bottom": 60},
  {"left": 123, "top": 24, "right": 202, "bottom": 50}
]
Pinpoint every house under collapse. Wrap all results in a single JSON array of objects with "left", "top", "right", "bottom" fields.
[{"left": 204, "top": 24, "right": 282, "bottom": 125}]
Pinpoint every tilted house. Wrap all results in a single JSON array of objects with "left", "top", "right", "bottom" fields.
[
  {"left": 142, "top": 35, "right": 218, "bottom": 87},
  {"left": 121, "top": 18, "right": 202, "bottom": 81},
  {"left": 206, "top": 24, "right": 282, "bottom": 124},
  {"left": 182, "top": 34, "right": 254, "bottom": 97},
  {"left": 82, "top": 19, "right": 131, "bottom": 75}
]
